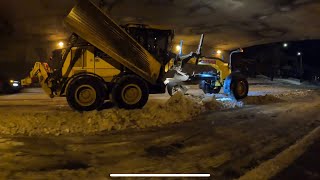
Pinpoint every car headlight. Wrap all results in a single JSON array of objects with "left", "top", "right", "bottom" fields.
[
  {"left": 9, "top": 80, "right": 20, "bottom": 87},
  {"left": 12, "top": 83, "right": 19, "bottom": 87}
]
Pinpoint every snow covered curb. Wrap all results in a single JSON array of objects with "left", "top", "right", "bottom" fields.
[{"left": 238, "top": 125, "right": 320, "bottom": 180}]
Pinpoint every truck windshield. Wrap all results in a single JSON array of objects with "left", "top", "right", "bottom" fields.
[{"left": 122, "top": 24, "right": 174, "bottom": 63}]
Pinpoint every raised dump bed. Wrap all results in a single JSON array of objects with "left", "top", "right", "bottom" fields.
[
  {"left": 64, "top": 0, "right": 161, "bottom": 84},
  {"left": 21, "top": 0, "right": 175, "bottom": 111}
]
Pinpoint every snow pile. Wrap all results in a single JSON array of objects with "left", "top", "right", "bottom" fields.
[
  {"left": 274, "top": 90, "right": 313, "bottom": 100},
  {"left": 202, "top": 97, "right": 224, "bottom": 111},
  {"left": 242, "top": 95, "right": 284, "bottom": 105},
  {"left": 0, "top": 92, "right": 205, "bottom": 136},
  {"left": 0, "top": 88, "right": 313, "bottom": 136},
  {"left": 202, "top": 97, "right": 243, "bottom": 110}
]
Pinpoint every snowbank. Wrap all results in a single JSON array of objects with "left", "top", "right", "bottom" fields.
[
  {"left": 274, "top": 90, "right": 313, "bottom": 100},
  {"left": 203, "top": 97, "right": 243, "bottom": 110},
  {"left": 0, "top": 93, "right": 212, "bottom": 136},
  {"left": 242, "top": 95, "right": 283, "bottom": 105},
  {"left": 0, "top": 89, "right": 313, "bottom": 136},
  {"left": 243, "top": 89, "right": 313, "bottom": 105},
  {"left": 202, "top": 97, "right": 224, "bottom": 110},
  {"left": 0, "top": 92, "right": 243, "bottom": 136}
]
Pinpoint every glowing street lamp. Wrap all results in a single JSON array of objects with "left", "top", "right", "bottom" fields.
[
  {"left": 58, "top": 41, "right": 64, "bottom": 48},
  {"left": 213, "top": 50, "right": 224, "bottom": 61},
  {"left": 283, "top": 43, "right": 288, "bottom": 48},
  {"left": 176, "top": 45, "right": 181, "bottom": 52},
  {"left": 213, "top": 50, "right": 222, "bottom": 55},
  {"left": 297, "top": 52, "right": 303, "bottom": 82}
]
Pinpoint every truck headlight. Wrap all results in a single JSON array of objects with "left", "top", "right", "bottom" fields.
[{"left": 12, "top": 83, "right": 19, "bottom": 87}]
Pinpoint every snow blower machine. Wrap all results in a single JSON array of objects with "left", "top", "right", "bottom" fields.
[{"left": 166, "top": 34, "right": 249, "bottom": 100}]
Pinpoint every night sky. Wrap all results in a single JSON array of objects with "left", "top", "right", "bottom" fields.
[
  {"left": 243, "top": 40, "right": 320, "bottom": 66},
  {"left": 234, "top": 40, "right": 320, "bottom": 79},
  {"left": 285, "top": 40, "right": 320, "bottom": 67}
]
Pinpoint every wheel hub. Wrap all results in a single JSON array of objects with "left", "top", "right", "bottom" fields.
[
  {"left": 237, "top": 81, "right": 247, "bottom": 96},
  {"left": 121, "top": 84, "right": 142, "bottom": 105},
  {"left": 75, "top": 85, "right": 97, "bottom": 106}
]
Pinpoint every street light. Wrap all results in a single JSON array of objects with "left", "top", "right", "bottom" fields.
[
  {"left": 297, "top": 52, "right": 303, "bottom": 82},
  {"left": 283, "top": 43, "right": 288, "bottom": 48},
  {"left": 58, "top": 41, "right": 64, "bottom": 48},
  {"left": 213, "top": 50, "right": 224, "bottom": 61},
  {"left": 176, "top": 45, "right": 181, "bottom": 52}
]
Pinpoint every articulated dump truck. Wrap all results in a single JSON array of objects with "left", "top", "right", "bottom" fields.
[{"left": 22, "top": 0, "right": 175, "bottom": 111}]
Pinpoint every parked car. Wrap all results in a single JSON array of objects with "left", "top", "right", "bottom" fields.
[{"left": 0, "top": 77, "right": 23, "bottom": 94}]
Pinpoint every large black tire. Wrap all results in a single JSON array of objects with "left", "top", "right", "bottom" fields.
[
  {"left": 167, "top": 82, "right": 183, "bottom": 96},
  {"left": 66, "top": 76, "right": 106, "bottom": 111},
  {"left": 112, "top": 75, "right": 149, "bottom": 109},
  {"left": 224, "top": 73, "right": 248, "bottom": 100}
]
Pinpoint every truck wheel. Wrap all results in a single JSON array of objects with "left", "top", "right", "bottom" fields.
[
  {"left": 66, "top": 76, "right": 106, "bottom": 111},
  {"left": 167, "top": 82, "right": 183, "bottom": 96},
  {"left": 224, "top": 73, "right": 248, "bottom": 100},
  {"left": 112, "top": 75, "right": 149, "bottom": 109}
]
